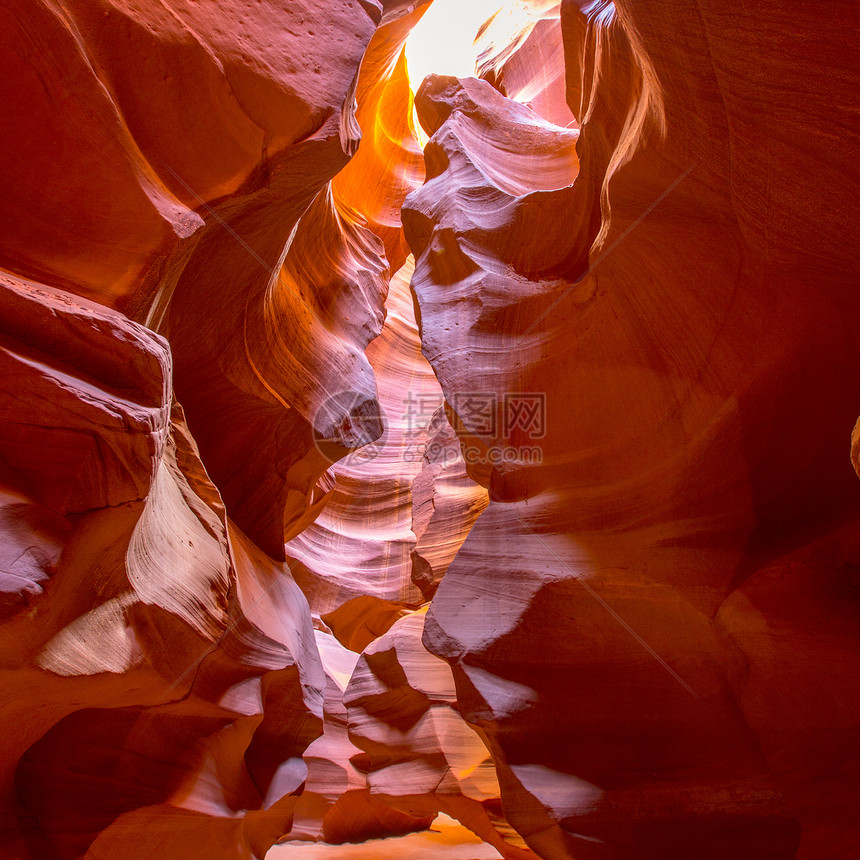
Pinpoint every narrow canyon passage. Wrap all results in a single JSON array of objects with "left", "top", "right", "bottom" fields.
[{"left": 1, "top": 2, "right": 859, "bottom": 860}]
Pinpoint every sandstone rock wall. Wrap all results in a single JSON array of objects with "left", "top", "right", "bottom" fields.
[
  {"left": 1, "top": 1, "right": 384, "bottom": 856},
  {"left": 1, "top": 1, "right": 858, "bottom": 858},
  {"left": 404, "top": 2, "right": 860, "bottom": 857}
]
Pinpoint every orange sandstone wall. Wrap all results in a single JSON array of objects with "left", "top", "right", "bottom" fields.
[
  {"left": 1, "top": 0, "right": 859, "bottom": 858},
  {"left": 404, "top": 2, "right": 860, "bottom": 858}
]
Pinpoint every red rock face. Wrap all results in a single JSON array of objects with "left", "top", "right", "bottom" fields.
[
  {"left": 285, "top": 257, "right": 487, "bottom": 650},
  {"left": 403, "top": 2, "right": 860, "bottom": 858},
  {"left": 1, "top": 1, "right": 381, "bottom": 856},
  {"left": 1, "top": 1, "right": 859, "bottom": 859}
]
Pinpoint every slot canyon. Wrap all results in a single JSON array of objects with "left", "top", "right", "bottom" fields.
[{"left": 1, "top": 1, "right": 859, "bottom": 858}]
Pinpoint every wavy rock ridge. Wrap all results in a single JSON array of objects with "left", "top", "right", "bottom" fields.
[
  {"left": 1, "top": 1, "right": 859, "bottom": 859},
  {"left": 404, "top": 2, "right": 860, "bottom": 858}
]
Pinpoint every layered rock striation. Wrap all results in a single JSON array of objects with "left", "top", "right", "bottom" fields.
[
  {"left": 403, "top": 2, "right": 860, "bottom": 858},
  {"left": 1, "top": 1, "right": 859, "bottom": 859}
]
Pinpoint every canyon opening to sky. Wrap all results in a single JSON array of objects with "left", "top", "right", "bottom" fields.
[{"left": 0, "top": 2, "right": 858, "bottom": 860}]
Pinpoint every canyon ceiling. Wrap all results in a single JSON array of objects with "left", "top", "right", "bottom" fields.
[{"left": 1, "top": 1, "right": 859, "bottom": 858}]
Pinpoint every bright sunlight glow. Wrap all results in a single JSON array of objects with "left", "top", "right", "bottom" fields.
[{"left": 404, "top": 0, "right": 508, "bottom": 91}]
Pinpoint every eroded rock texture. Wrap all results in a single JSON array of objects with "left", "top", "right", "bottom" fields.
[
  {"left": 476, "top": 1, "right": 576, "bottom": 129},
  {"left": 343, "top": 610, "right": 534, "bottom": 859},
  {"left": 0, "top": 275, "right": 325, "bottom": 859},
  {"left": 1, "top": 0, "right": 859, "bottom": 858},
  {"left": 286, "top": 258, "right": 487, "bottom": 650},
  {"left": 404, "top": 2, "right": 860, "bottom": 859},
  {"left": 0, "top": 0, "right": 384, "bottom": 856}
]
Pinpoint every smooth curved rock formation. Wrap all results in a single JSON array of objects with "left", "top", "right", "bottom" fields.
[
  {"left": 403, "top": 2, "right": 860, "bottom": 858},
  {"left": 0, "top": 273, "right": 326, "bottom": 859},
  {"left": 332, "top": 2, "right": 432, "bottom": 274},
  {"left": 0, "top": 1, "right": 383, "bottom": 856},
  {"left": 1, "top": 0, "right": 859, "bottom": 858},
  {"left": 4, "top": 0, "right": 388, "bottom": 561},
  {"left": 476, "top": 2, "right": 576, "bottom": 128},
  {"left": 286, "top": 258, "right": 487, "bottom": 650},
  {"left": 287, "top": 629, "right": 434, "bottom": 844},
  {"left": 344, "top": 611, "right": 533, "bottom": 859}
]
